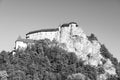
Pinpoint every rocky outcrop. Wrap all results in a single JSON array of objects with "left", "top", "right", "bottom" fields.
[
  {"left": 59, "top": 24, "right": 102, "bottom": 66},
  {"left": 15, "top": 22, "right": 117, "bottom": 80},
  {"left": 58, "top": 23, "right": 117, "bottom": 79}
]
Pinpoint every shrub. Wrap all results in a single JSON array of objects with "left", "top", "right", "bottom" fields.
[
  {"left": 87, "top": 33, "right": 98, "bottom": 42},
  {"left": 100, "top": 44, "right": 112, "bottom": 59}
]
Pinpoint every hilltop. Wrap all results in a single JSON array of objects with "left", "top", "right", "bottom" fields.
[{"left": 0, "top": 22, "right": 120, "bottom": 80}]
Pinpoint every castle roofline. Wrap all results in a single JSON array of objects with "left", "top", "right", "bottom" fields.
[
  {"left": 26, "top": 22, "right": 78, "bottom": 35},
  {"left": 26, "top": 28, "right": 59, "bottom": 35},
  {"left": 61, "top": 22, "right": 78, "bottom": 27}
]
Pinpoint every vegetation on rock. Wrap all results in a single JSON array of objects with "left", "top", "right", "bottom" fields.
[{"left": 0, "top": 39, "right": 120, "bottom": 80}]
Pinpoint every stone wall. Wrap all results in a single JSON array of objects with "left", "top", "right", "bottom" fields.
[
  {"left": 26, "top": 31, "right": 58, "bottom": 41},
  {"left": 15, "top": 41, "right": 27, "bottom": 50},
  {"left": 15, "top": 22, "right": 84, "bottom": 51}
]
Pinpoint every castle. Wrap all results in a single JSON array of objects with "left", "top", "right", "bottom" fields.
[
  {"left": 15, "top": 22, "right": 85, "bottom": 51},
  {"left": 15, "top": 22, "right": 117, "bottom": 77}
]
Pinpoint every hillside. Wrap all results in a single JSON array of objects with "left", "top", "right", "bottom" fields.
[
  {"left": 0, "top": 38, "right": 120, "bottom": 80},
  {"left": 0, "top": 22, "right": 120, "bottom": 80}
]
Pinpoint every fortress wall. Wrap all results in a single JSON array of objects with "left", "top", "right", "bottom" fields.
[
  {"left": 26, "top": 31, "right": 58, "bottom": 41},
  {"left": 15, "top": 22, "right": 79, "bottom": 50},
  {"left": 59, "top": 23, "right": 87, "bottom": 53},
  {"left": 60, "top": 26, "right": 71, "bottom": 43},
  {"left": 15, "top": 41, "right": 27, "bottom": 50},
  {"left": 59, "top": 24, "right": 76, "bottom": 52}
]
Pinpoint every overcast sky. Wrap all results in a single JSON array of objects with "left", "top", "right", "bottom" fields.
[{"left": 0, "top": 0, "right": 120, "bottom": 61}]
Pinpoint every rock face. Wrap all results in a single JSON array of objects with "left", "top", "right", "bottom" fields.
[
  {"left": 57, "top": 22, "right": 102, "bottom": 67},
  {"left": 15, "top": 22, "right": 117, "bottom": 79},
  {"left": 58, "top": 22, "right": 116, "bottom": 79}
]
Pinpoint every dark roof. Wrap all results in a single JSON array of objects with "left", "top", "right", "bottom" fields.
[
  {"left": 26, "top": 28, "right": 59, "bottom": 35},
  {"left": 61, "top": 22, "right": 78, "bottom": 27},
  {"left": 61, "top": 23, "right": 69, "bottom": 27}
]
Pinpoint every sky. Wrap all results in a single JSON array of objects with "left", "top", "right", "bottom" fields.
[{"left": 0, "top": 0, "right": 120, "bottom": 61}]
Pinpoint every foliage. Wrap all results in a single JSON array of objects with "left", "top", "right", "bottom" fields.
[
  {"left": 100, "top": 44, "right": 112, "bottom": 59},
  {"left": 100, "top": 44, "right": 118, "bottom": 66},
  {"left": 0, "top": 39, "right": 120, "bottom": 80},
  {"left": 100, "top": 44, "right": 120, "bottom": 80},
  {"left": 106, "top": 75, "right": 118, "bottom": 80},
  {"left": 97, "top": 67, "right": 105, "bottom": 74},
  {"left": 66, "top": 73, "right": 87, "bottom": 80},
  {"left": 87, "top": 33, "right": 98, "bottom": 42},
  {"left": 116, "top": 62, "right": 120, "bottom": 78}
]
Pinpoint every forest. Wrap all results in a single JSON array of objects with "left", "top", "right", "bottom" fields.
[{"left": 0, "top": 39, "right": 120, "bottom": 80}]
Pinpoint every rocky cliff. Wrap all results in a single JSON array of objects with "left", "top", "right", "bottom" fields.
[
  {"left": 14, "top": 22, "right": 118, "bottom": 80},
  {"left": 57, "top": 23, "right": 117, "bottom": 80}
]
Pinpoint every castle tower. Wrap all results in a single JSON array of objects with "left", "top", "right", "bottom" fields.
[{"left": 59, "top": 22, "right": 78, "bottom": 43}]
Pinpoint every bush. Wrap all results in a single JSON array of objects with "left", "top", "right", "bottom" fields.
[
  {"left": 100, "top": 44, "right": 119, "bottom": 66},
  {"left": 100, "top": 44, "right": 112, "bottom": 59},
  {"left": 87, "top": 33, "right": 98, "bottom": 42},
  {"left": 0, "top": 39, "right": 119, "bottom": 80}
]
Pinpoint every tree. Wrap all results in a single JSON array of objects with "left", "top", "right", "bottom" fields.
[
  {"left": 83, "top": 65, "right": 97, "bottom": 80},
  {"left": 116, "top": 62, "right": 120, "bottom": 78},
  {"left": 110, "top": 57, "right": 118, "bottom": 66},
  {"left": 66, "top": 73, "right": 86, "bottom": 80},
  {"left": 1, "top": 39, "right": 119, "bottom": 80},
  {"left": 87, "top": 33, "right": 98, "bottom": 42},
  {"left": 97, "top": 67, "right": 105, "bottom": 74},
  {"left": 100, "top": 44, "right": 113, "bottom": 59},
  {"left": 67, "top": 52, "right": 77, "bottom": 65}
]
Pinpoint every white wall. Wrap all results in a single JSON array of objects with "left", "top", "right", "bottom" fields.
[
  {"left": 59, "top": 23, "right": 80, "bottom": 52},
  {"left": 15, "top": 41, "right": 27, "bottom": 50},
  {"left": 18, "top": 23, "right": 79, "bottom": 51},
  {"left": 60, "top": 26, "right": 71, "bottom": 43},
  {"left": 27, "top": 31, "right": 58, "bottom": 41}
]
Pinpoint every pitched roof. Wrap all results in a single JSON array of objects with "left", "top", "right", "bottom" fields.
[{"left": 26, "top": 28, "right": 59, "bottom": 35}]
